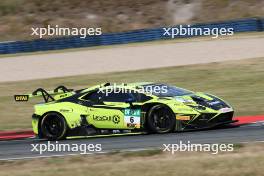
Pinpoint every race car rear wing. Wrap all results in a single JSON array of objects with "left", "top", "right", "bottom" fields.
[{"left": 14, "top": 85, "right": 74, "bottom": 103}]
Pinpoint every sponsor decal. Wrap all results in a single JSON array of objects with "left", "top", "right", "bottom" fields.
[
  {"left": 127, "top": 123, "right": 136, "bottom": 128},
  {"left": 175, "top": 97, "right": 194, "bottom": 104},
  {"left": 14, "top": 95, "right": 29, "bottom": 101},
  {"left": 59, "top": 94, "right": 69, "bottom": 98},
  {"left": 219, "top": 107, "right": 233, "bottom": 113},
  {"left": 92, "top": 115, "right": 120, "bottom": 124},
  {"left": 199, "top": 114, "right": 209, "bottom": 121},
  {"left": 176, "top": 115, "right": 191, "bottom": 121},
  {"left": 112, "top": 115, "right": 120, "bottom": 124},
  {"left": 124, "top": 109, "right": 141, "bottom": 116},
  {"left": 59, "top": 109, "right": 72, "bottom": 113},
  {"left": 208, "top": 101, "right": 221, "bottom": 105}
]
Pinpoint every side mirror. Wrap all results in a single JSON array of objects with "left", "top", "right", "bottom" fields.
[{"left": 125, "top": 97, "right": 136, "bottom": 107}]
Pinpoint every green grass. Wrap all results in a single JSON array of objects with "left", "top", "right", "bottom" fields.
[
  {"left": 0, "top": 0, "right": 21, "bottom": 16},
  {"left": 0, "top": 57, "right": 263, "bottom": 130}
]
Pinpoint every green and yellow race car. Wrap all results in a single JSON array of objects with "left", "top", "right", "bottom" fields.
[{"left": 17, "top": 82, "right": 236, "bottom": 140}]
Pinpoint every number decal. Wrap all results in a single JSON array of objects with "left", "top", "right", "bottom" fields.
[
  {"left": 124, "top": 109, "right": 140, "bottom": 128},
  {"left": 130, "top": 117, "right": 134, "bottom": 123}
]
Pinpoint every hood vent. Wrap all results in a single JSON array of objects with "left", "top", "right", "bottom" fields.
[{"left": 190, "top": 95, "right": 228, "bottom": 110}]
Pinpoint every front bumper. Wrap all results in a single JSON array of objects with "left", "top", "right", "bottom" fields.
[{"left": 175, "top": 111, "right": 235, "bottom": 131}]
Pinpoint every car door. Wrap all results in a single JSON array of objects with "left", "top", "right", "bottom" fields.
[{"left": 80, "top": 89, "right": 141, "bottom": 129}]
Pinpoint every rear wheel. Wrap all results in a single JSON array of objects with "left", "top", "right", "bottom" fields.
[
  {"left": 40, "top": 112, "right": 68, "bottom": 140},
  {"left": 146, "top": 105, "right": 176, "bottom": 133}
]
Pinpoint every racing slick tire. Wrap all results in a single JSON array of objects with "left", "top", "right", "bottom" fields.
[
  {"left": 40, "top": 112, "right": 68, "bottom": 140},
  {"left": 146, "top": 104, "right": 176, "bottom": 133}
]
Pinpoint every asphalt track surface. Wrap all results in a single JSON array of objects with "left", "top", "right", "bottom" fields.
[{"left": 0, "top": 123, "right": 263, "bottom": 161}]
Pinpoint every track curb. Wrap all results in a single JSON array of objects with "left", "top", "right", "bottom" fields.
[
  {"left": 0, "top": 130, "right": 34, "bottom": 140},
  {"left": 234, "top": 115, "right": 264, "bottom": 125}
]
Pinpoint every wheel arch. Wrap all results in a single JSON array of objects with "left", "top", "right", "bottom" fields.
[
  {"left": 38, "top": 111, "right": 68, "bottom": 138},
  {"left": 142, "top": 102, "right": 176, "bottom": 133},
  {"left": 142, "top": 102, "right": 174, "bottom": 114},
  {"left": 142, "top": 102, "right": 175, "bottom": 126}
]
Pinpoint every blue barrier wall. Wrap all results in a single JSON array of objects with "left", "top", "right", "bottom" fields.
[{"left": 0, "top": 18, "right": 263, "bottom": 54}]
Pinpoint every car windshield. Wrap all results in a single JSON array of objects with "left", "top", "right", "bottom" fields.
[{"left": 142, "top": 84, "right": 192, "bottom": 97}]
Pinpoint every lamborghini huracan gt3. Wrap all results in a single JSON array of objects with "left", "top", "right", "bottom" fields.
[{"left": 17, "top": 83, "right": 236, "bottom": 140}]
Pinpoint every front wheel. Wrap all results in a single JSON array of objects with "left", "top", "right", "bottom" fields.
[
  {"left": 146, "top": 105, "right": 176, "bottom": 133},
  {"left": 40, "top": 112, "right": 68, "bottom": 140}
]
